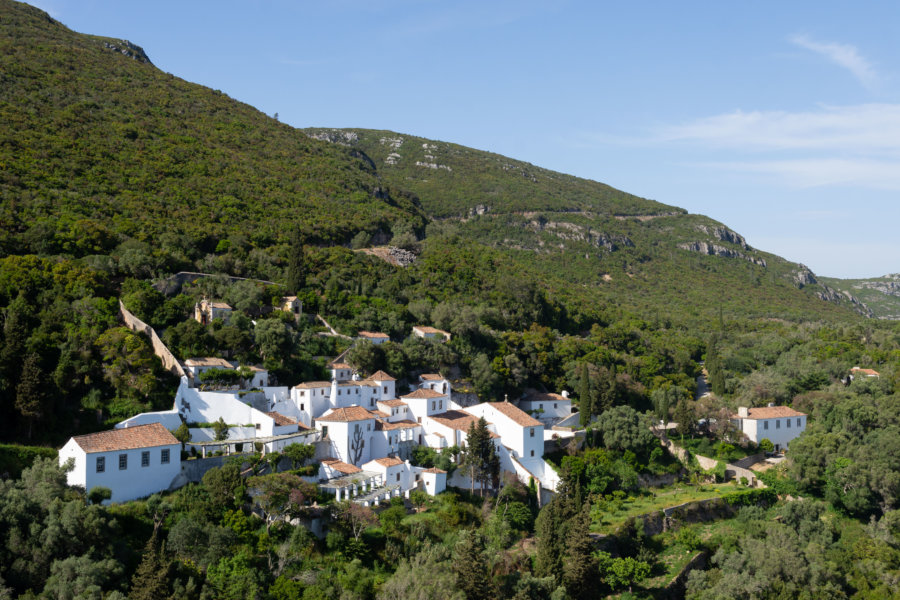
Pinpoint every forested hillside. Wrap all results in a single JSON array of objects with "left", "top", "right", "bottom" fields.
[{"left": 2, "top": 1, "right": 900, "bottom": 599}]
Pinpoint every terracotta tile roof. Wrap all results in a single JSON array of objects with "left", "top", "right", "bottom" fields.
[
  {"left": 375, "top": 419, "right": 419, "bottom": 431},
  {"left": 210, "top": 301, "right": 232, "bottom": 309},
  {"left": 851, "top": 367, "right": 880, "bottom": 376},
  {"left": 367, "top": 370, "right": 396, "bottom": 381},
  {"left": 734, "top": 406, "right": 806, "bottom": 420},
  {"left": 359, "top": 331, "right": 389, "bottom": 339},
  {"left": 420, "top": 373, "right": 444, "bottom": 381},
  {"left": 184, "top": 357, "right": 234, "bottom": 368},
  {"left": 522, "top": 390, "right": 568, "bottom": 403},
  {"left": 321, "top": 458, "right": 362, "bottom": 474},
  {"left": 487, "top": 402, "right": 543, "bottom": 427},
  {"left": 245, "top": 365, "right": 267, "bottom": 372},
  {"left": 413, "top": 326, "right": 449, "bottom": 335},
  {"left": 372, "top": 410, "right": 390, "bottom": 418},
  {"left": 282, "top": 296, "right": 298, "bottom": 302},
  {"left": 373, "top": 457, "right": 404, "bottom": 467},
  {"left": 401, "top": 388, "right": 445, "bottom": 400},
  {"left": 316, "top": 406, "right": 377, "bottom": 422},
  {"left": 294, "top": 381, "right": 331, "bottom": 389},
  {"left": 73, "top": 423, "right": 179, "bottom": 453},
  {"left": 266, "top": 412, "right": 297, "bottom": 426},
  {"left": 422, "top": 467, "right": 446, "bottom": 474},
  {"left": 330, "top": 362, "right": 352, "bottom": 369},
  {"left": 429, "top": 410, "right": 479, "bottom": 431},
  {"left": 378, "top": 399, "right": 407, "bottom": 407}
]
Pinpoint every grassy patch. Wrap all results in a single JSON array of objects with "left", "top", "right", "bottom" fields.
[{"left": 591, "top": 482, "right": 742, "bottom": 534}]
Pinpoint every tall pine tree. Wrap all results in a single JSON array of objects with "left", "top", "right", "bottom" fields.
[
  {"left": 452, "top": 531, "right": 495, "bottom": 600},
  {"left": 563, "top": 502, "right": 597, "bottom": 600},
  {"left": 577, "top": 362, "right": 593, "bottom": 428}
]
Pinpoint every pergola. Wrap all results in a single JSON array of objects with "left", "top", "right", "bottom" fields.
[{"left": 319, "top": 470, "right": 401, "bottom": 505}]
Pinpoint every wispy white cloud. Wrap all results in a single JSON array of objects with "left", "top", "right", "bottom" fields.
[
  {"left": 658, "top": 104, "right": 900, "bottom": 152},
  {"left": 653, "top": 103, "right": 900, "bottom": 190},
  {"left": 695, "top": 157, "right": 900, "bottom": 190},
  {"left": 789, "top": 34, "right": 879, "bottom": 90}
]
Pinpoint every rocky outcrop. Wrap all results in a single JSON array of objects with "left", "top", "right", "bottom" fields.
[
  {"left": 853, "top": 275, "right": 900, "bottom": 297},
  {"left": 306, "top": 129, "right": 359, "bottom": 146},
  {"left": 528, "top": 218, "right": 633, "bottom": 251},
  {"left": 816, "top": 285, "right": 873, "bottom": 317},
  {"left": 387, "top": 246, "right": 417, "bottom": 266},
  {"left": 792, "top": 264, "right": 818, "bottom": 287},
  {"left": 102, "top": 39, "right": 151, "bottom": 63},
  {"left": 698, "top": 225, "right": 748, "bottom": 249},
  {"left": 677, "top": 242, "right": 767, "bottom": 267}
]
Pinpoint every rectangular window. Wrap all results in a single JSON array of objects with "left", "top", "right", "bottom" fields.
[
  {"left": 439, "top": 400, "right": 443, "bottom": 410},
  {"left": 797, "top": 418, "right": 802, "bottom": 427},
  {"left": 764, "top": 420, "right": 769, "bottom": 430},
  {"left": 530, "top": 428, "right": 535, "bottom": 437},
  {"left": 431, "top": 401, "right": 435, "bottom": 410},
  {"left": 787, "top": 419, "right": 791, "bottom": 428},
  {"left": 96, "top": 456, "right": 105, "bottom": 473},
  {"left": 300, "top": 391, "right": 305, "bottom": 397},
  {"left": 322, "top": 426, "right": 328, "bottom": 438},
  {"left": 119, "top": 454, "right": 127, "bottom": 470},
  {"left": 141, "top": 451, "right": 150, "bottom": 467},
  {"left": 367, "top": 423, "right": 371, "bottom": 431},
  {"left": 776, "top": 419, "right": 781, "bottom": 429},
  {"left": 300, "top": 403, "right": 305, "bottom": 411},
  {"left": 554, "top": 403, "right": 558, "bottom": 409},
  {"left": 531, "top": 450, "right": 535, "bottom": 457},
  {"left": 384, "top": 386, "right": 388, "bottom": 394},
  {"left": 161, "top": 449, "right": 170, "bottom": 464},
  {"left": 370, "top": 399, "right": 374, "bottom": 406},
  {"left": 396, "top": 473, "right": 401, "bottom": 482}
]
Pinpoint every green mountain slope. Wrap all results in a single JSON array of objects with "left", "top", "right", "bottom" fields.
[
  {"left": 305, "top": 128, "right": 868, "bottom": 323},
  {"left": 0, "top": 0, "right": 867, "bottom": 326},
  {"left": 0, "top": 0, "right": 426, "bottom": 260},
  {"left": 821, "top": 274, "right": 900, "bottom": 319}
]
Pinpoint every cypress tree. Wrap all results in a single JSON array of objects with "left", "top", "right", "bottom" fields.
[
  {"left": 129, "top": 531, "right": 170, "bottom": 600},
  {"left": 563, "top": 503, "right": 597, "bottom": 600},
  {"left": 578, "top": 362, "right": 592, "bottom": 427},
  {"left": 453, "top": 531, "right": 494, "bottom": 600}
]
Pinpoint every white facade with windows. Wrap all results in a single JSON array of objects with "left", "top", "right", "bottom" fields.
[
  {"left": 58, "top": 423, "right": 181, "bottom": 503},
  {"left": 732, "top": 406, "right": 807, "bottom": 451}
]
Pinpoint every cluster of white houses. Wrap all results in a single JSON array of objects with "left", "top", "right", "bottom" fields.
[
  {"left": 60, "top": 352, "right": 572, "bottom": 504},
  {"left": 59, "top": 305, "right": 819, "bottom": 505}
]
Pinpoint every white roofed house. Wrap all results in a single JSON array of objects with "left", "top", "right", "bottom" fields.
[
  {"left": 401, "top": 388, "right": 449, "bottom": 425},
  {"left": 419, "top": 373, "right": 451, "bottom": 396},
  {"left": 58, "top": 423, "right": 181, "bottom": 503},
  {"left": 358, "top": 331, "right": 390, "bottom": 345},
  {"left": 731, "top": 406, "right": 807, "bottom": 452},
  {"left": 412, "top": 326, "right": 451, "bottom": 342},
  {"left": 194, "top": 299, "right": 232, "bottom": 325},
  {"left": 518, "top": 390, "right": 572, "bottom": 426},
  {"left": 315, "top": 406, "right": 379, "bottom": 466},
  {"left": 465, "top": 401, "right": 560, "bottom": 493}
]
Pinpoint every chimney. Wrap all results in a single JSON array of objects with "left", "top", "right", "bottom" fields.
[
  {"left": 738, "top": 406, "right": 749, "bottom": 418},
  {"left": 767, "top": 402, "right": 775, "bottom": 408},
  {"left": 561, "top": 390, "right": 569, "bottom": 399}
]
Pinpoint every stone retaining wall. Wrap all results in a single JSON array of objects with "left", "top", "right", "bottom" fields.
[{"left": 119, "top": 300, "right": 186, "bottom": 378}]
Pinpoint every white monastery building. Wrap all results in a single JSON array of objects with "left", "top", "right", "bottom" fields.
[
  {"left": 731, "top": 405, "right": 807, "bottom": 452},
  {"left": 58, "top": 423, "right": 181, "bottom": 504}
]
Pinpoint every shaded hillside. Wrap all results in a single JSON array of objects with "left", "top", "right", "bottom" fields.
[{"left": 821, "top": 274, "right": 900, "bottom": 320}]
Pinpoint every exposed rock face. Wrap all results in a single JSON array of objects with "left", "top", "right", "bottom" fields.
[
  {"left": 698, "top": 225, "right": 748, "bottom": 249},
  {"left": 307, "top": 130, "right": 359, "bottom": 146},
  {"left": 677, "top": 242, "right": 767, "bottom": 267},
  {"left": 387, "top": 246, "right": 417, "bottom": 267},
  {"left": 102, "top": 40, "right": 151, "bottom": 63},
  {"left": 816, "top": 285, "right": 873, "bottom": 317},
  {"left": 528, "top": 218, "right": 633, "bottom": 251},
  {"left": 853, "top": 275, "right": 900, "bottom": 297},
  {"left": 792, "top": 265, "right": 818, "bottom": 287}
]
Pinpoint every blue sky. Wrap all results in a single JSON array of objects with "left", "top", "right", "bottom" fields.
[{"left": 28, "top": 1, "right": 900, "bottom": 279}]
